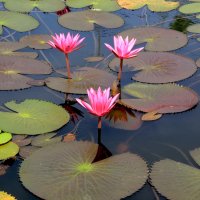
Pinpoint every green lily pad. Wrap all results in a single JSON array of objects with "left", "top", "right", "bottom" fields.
[
  {"left": 0, "top": 11, "right": 39, "bottom": 35},
  {"left": 58, "top": 10, "right": 124, "bottom": 31},
  {"left": 0, "top": 99, "right": 70, "bottom": 135},
  {"left": 0, "top": 132, "right": 12, "bottom": 145},
  {"left": 179, "top": 3, "right": 200, "bottom": 14},
  {"left": 66, "top": 0, "right": 121, "bottom": 12},
  {"left": 45, "top": 67, "right": 116, "bottom": 94},
  {"left": 19, "top": 146, "right": 40, "bottom": 159},
  {"left": 20, "top": 141, "right": 148, "bottom": 200},
  {"left": 119, "top": 27, "right": 188, "bottom": 51},
  {"left": 31, "top": 132, "right": 62, "bottom": 147},
  {"left": 109, "top": 52, "right": 197, "bottom": 83},
  {"left": 0, "top": 142, "right": 19, "bottom": 160},
  {"left": 118, "top": 0, "right": 179, "bottom": 12},
  {"left": 4, "top": 0, "right": 66, "bottom": 12},
  {"left": 121, "top": 83, "right": 199, "bottom": 113},
  {"left": 187, "top": 24, "right": 200, "bottom": 33}
]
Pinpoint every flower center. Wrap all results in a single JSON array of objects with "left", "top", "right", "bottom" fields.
[{"left": 76, "top": 163, "right": 93, "bottom": 173}]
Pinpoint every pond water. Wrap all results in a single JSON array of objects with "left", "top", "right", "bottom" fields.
[{"left": 0, "top": 0, "right": 200, "bottom": 200}]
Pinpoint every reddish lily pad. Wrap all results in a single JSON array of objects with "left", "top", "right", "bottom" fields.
[
  {"left": 58, "top": 10, "right": 124, "bottom": 31},
  {"left": 84, "top": 56, "right": 104, "bottom": 62},
  {"left": 121, "top": 83, "right": 199, "bottom": 113},
  {"left": 12, "top": 135, "right": 32, "bottom": 147},
  {"left": 109, "top": 52, "right": 197, "bottom": 83},
  {"left": 119, "top": 27, "right": 188, "bottom": 51},
  {"left": 196, "top": 58, "right": 200, "bottom": 67},
  {"left": 19, "top": 146, "right": 40, "bottom": 159}
]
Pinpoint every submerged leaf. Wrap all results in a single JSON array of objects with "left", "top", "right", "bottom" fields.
[
  {"left": 0, "top": 99, "right": 70, "bottom": 135},
  {"left": 20, "top": 141, "right": 148, "bottom": 200},
  {"left": 142, "top": 111, "right": 162, "bottom": 121}
]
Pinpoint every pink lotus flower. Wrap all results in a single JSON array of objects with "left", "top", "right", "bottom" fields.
[
  {"left": 76, "top": 87, "right": 119, "bottom": 129},
  {"left": 48, "top": 33, "right": 85, "bottom": 79},
  {"left": 105, "top": 36, "right": 143, "bottom": 82}
]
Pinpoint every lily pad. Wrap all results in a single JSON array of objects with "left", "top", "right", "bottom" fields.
[
  {"left": 150, "top": 156, "right": 200, "bottom": 200},
  {"left": 121, "top": 83, "right": 199, "bottom": 113},
  {"left": 3, "top": 0, "right": 66, "bottom": 12},
  {"left": 117, "top": 0, "right": 179, "bottom": 12},
  {"left": 196, "top": 58, "right": 200, "bottom": 67},
  {"left": 20, "top": 141, "right": 148, "bottom": 200},
  {"left": 0, "top": 55, "right": 52, "bottom": 90},
  {"left": 19, "top": 146, "right": 40, "bottom": 159},
  {"left": 119, "top": 27, "right": 188, "bottom": 51},
  {"left": 31, "top": 132, "right": 62, "bottom": 147},
  {"left": 187, "top": 24, "right": 200, "bottom": 33},
  {"left": 0, "top": 99, "right": 70, "bottom": 135},
  {"left": 0, "top": 132, "right": 12, "bottom": 145},
  {"left": 58, "top": 10, "right": 124, "bottom": 31},
  {"left": 0, "top": 42, "right": 37, "bottom": 58},
  {"left": 179, "top": 3, "right": 200, "bottom": 14},
  {"left": 0, "top": 191, "right": 16, "bottom": 200},
  {"left": 66, "top": 0, "right": 121, "bottom": 11},
  {"left": 84, "top": 56, "right": 104, "bottom": 62},
  {"left": 12, "top": 135, "right": 32, "bottom": 147},
  {"left": 0, "top": 142, "right": 19, "bottom": 160},
  {"left": 45, "top": 67, "right": 116, "bottom": 94},
  {"left": 109, "top": 52, "right": 197, "bottom": 83},
  {"left": 20, "top": 35, "right": 51, "bottom": 49},
  {"left": 0, "top": 11, "right": 39, "bottom": 35}
]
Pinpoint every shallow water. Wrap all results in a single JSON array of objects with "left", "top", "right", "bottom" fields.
[{"left": 0, "top": 1, "right": 200, "bottom": 199}]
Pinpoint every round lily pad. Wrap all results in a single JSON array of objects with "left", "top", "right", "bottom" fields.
[
  {"left": 0, "top": 191, "right": 16, "bottom": 200},
  {"left": 58, "top": 10, "right": 124, "bottom": 31},
  {"left": 150, "top": 158, "right": 200, "bottom": 200},
  {"left": 190, "top": 148, "right": 200, "bottom": 166},
  {"left": 121, "top": 83, "right": 199, "bottom": 113},
  {"left": 66, "top": 0, "right": 121, "bottom": 11},
  {"left": 187, "top": 24, "right": 200, "bottom": 33},
  {"left": 20, "top": 141, "right": 148, "bottom": 200},
  {"left": 4, "top": 0, "right": 66, "bottom": 12},
  {"left": 12, "top": 135, "right": 32, "bottom": 147},
  {"left": 179, "top": 2, "right": 200, "bottom": 14},
  {"left": 0, "top": 132, "right": 12, "bottom": 145},
  {"left": 119, "top": 27, "right": 188, "bottom": 51},
  {"left": 0, "top": 55, "right": 52, "bottom": 90},
  {"left": 117, "top": 0, "right": 179, "bottom": 12},
  {"left": 19, "top": 146, "right": 40, "bottom": 159},
  {"left": 31, "top": 132, "right": 62, "bottom": 147},
  {"left": 0, "top": 99, "right": 70, "bottom": 135},
  {"left": 109, "top": 52, "right": 197, "bottom": 83},
  {"left": 45, "top": 67, "right": 116, "bottom": 94},
  {"left": 196, "top": 58, "right": 200, "bottom": 67},
  {"left": 20, "top": 34, "right": 51, "bottom": 49},
  {"left": 0, "top": 142, "right": 19, "bottom": 160},
  {"left": 0, "top": 11, "right": 39, "bottom": 35}
]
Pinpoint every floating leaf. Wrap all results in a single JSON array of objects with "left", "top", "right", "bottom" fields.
[
  {"left": 141, "top": 111, "right": 162, "bottom": 121},
  {"left": 0, "top": 132, "right": 12, "bottom": 145},
  {"left": 122, "top": 83, "right": 199, "bottom": 113},
  {"left": 0, "top": 55, "right": 52, "bottom": 90},
  {"left": 117, "top": 0, "right": 179, "bottom": 12},
  {"left": 190, "top": 148, "right": 200, "bottom": 166},
  {"left": 0, "top": 11, "right": 39, "bottom": 35},
  {"left": 187, "top": 24, "right": 200, "bottom": 33},
  {"left": 119, "top": 27, "right": 188, "bottom": 51},
  {"left": 0, "top": 142, "right": 19, "bottom": 160},
  {"left": 109, "top": 52, "right": 197, "bottom": 83},
  {"left": 0, "top": 99, "right": 70, "bottom": 135},
  {"left": 12, "top": 135, "right": 32, "bottom": 147},
  {"left": 4, "top": 0, "right": 66, "bottom": 12},
  {"left": 84, "top": 56, "right": 104, "bottom": 62},
  {"left": 19, "top": 146, "right": 40, "bottom": 159},
  {"left": 0, "top": 42, "right": 37, "bottom": 58},
  {"left": 179, "top": 3, "right": 200, "bottom": 14},
  {"left": 27, "top": 79, "right": 45, "bottom": 87},
  {"left": 58, "top": 10, "right": 124, "bottom": 31},
  {"left": 63, "top": 133, "right": 76, "bottom": 142},
  {"left": 0, "top": 191, "right": 16, "bottom": 200},
  {"left": 20, "top": 34, "right": 51, "bottom": 49},
  {"left": 150, "top": 158, "right": 200, "bottom": 200},
  {"left": 196, "top": 58, "right": 200, "bottom": 67},
  {"left": 66, "top": 0, "right": 121, "bottom": 11},
  {"left": 0, "top": 164, "right": 9, "bottom": 176},
  {"left": 31, "top": 132, "right": 62, "bottom": 147},
  {"left": 45, "top": 67, "right": 116, "bottom": 94},
  {"left": 20, "top": 141, "right": 148, "bottom": 200}
]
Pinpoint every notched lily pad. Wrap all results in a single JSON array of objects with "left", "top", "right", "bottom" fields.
[
  {"left": 0, "top": 99, "right": 70, "bottom": 135},
  {"left": 58, "top": 10, "right": 124, "bottom": 31},
  {"left": 4, "top": 0, "right": 66, "bottom": 12},
  {"left": 118, "top": 0, "right": 179, "bottom": 12},
  {"left": 45, "top": 67, "right": 116, "bottom": 94},
  {"left": 66, "top": 0, "right": 121, "bottom": 11},
  {"left": 109, "top": 52, "right": 197, "bottom": 83},
  {"left": 121, "top": 83, "right": 199, "bottom": 113},
  {"left": 119, "top": 27, "right": 188, "bottom": 51},
  {"left": 0, "top": 11, "right": 39, "bottom": 35},
  {"left": 0, "top": 142, "right": 19, "bottom": 160},
  {"left": 20, "top": 141, "right": 148, "bottom": 200},
  {"left": 20, "top": 35, "right": 51, "bottom": 49}
]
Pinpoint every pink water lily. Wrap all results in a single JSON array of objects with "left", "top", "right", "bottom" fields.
[
  {"left": 76, "top": 87, "right": 119, "bottom": 129},
  {"left": 105, "top": 36, "right": 143, "bottom": 82},
  {"left": 48, "top": 33, "right": 85, "bottom": 79}
]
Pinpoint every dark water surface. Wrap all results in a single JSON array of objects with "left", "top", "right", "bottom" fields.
[{"left": 0, "top": 1, "right": 200, "bottom": 199}]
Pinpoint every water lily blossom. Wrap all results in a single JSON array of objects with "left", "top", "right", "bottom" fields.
[
  {"left": 76, "top": 87, "right": 119, "bottom": 129},
  {"left": 105, "top": 36, "right": 143, "bottom": 82},
  {"left": 48, "top": 33, "right": 85, "bottom": 79}
]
